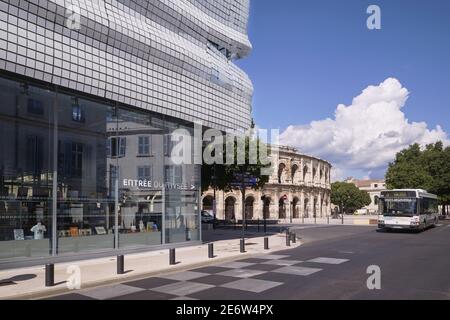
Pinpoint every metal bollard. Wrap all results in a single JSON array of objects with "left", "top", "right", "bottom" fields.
[
  {"left": 327, "top": 216, "right": 330, "bottom": 224},
  {"left": 169, "top": 248, "right": 176, "bottom": 265},
  {"left": 286, "top": 230, "right": 291, "bottom": 247},
  {"left": 117, "top": 255, "right": 125, "bottom": 275},
  {"left": 45, "top": 264, "right": 54, "bottom": 287},
  {"left": 240, "top": 239, "right": 245, "bottom": 253},
  {"left": 264, "top": 237, "right": 269, "bottom": 250},
  {"left": 208, "top": 243, "right": 214, "bottom": 259}
]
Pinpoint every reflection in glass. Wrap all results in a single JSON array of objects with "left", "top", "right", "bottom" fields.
[
  {"left": 0, "top": 75, "right": 201, "bottom": 263},
  {"left": 56, "top": 93, "right": 115, "bottom": 254},
  {"left": 0, "top": 78, "right": 53, "bottom": 259}
]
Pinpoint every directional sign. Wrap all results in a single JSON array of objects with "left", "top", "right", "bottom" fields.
[
  {"left": 230, "top": 183, "right": 257, "bottom": 188},
  {"left": 230, "top": 180, "right": 258, "bottom": 188},
  {"left": 231, "top": 172, "right": 258, "bottom": 188}
]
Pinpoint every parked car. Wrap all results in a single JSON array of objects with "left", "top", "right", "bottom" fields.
[
  {"left": 354, "top": 208, "right": 369, "bottom": 215},
  {"left": 201, "top": 211, "right": 215, "bottom": 224}
]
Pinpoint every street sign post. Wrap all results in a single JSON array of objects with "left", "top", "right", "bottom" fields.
[{"left": 230, "top": 173, "right": 259, "bottom": 242}]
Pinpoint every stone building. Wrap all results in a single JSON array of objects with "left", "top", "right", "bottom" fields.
[
  {"left": 344, "top": 178, "right": 387, "bottom": 214},
  {"left": 202, "top": 146, "right": 332, "bottom": 222}
]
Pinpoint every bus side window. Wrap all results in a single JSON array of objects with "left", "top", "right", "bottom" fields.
[{"left": 422, "top": 198, "right": 428, "bottom": 215}]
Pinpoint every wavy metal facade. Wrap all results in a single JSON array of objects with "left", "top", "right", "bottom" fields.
[{"left": 0, "top": 0, "right": 253, "bottom": 132}]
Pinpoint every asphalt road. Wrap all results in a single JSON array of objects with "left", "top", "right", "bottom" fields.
[{"left": 46, "top": 222, "right": 450, "bottom": 300}]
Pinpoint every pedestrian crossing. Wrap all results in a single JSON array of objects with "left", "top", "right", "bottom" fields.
[{"left": 46, "top": 254, "right": 351, "bottom": 300}]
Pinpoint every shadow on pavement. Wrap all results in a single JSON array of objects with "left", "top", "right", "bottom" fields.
[{"left": 202, "top": 224, "right": 283, "bottom": 243}]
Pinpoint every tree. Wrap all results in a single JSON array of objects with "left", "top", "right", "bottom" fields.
[
  {"left": 386, "top": 141, "right": 450, "bottom": 215},
  {"left": 385, "top": 143, "right": 433, "bottom": 190},
  {"left": 331, "top": 182, "right": 371, "bottom": 214},
  {"left": 201, "top": 135, "right": 272, "bottom": 193}
]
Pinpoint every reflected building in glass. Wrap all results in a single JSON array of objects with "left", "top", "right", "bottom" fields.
[{"left": 0, "top": 0, "right": 253, "bottom": 267}]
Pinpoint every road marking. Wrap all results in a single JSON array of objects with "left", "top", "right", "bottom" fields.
[
  {"left": 272, "top": 266, "right": 322, "bottom": 276},
  {"left": 307, "top": 257, "right": 349, "bottom": 265}
]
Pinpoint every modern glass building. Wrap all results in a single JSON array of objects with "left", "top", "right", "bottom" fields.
[{"left": 0, "top": 0, "right": 253, "bottom": 268}]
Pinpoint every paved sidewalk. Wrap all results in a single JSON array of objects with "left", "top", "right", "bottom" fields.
[
  {"left": 286, "top": 215, "right": 379, "bottom": 226},
  {"left": 0, "top": 232, "right": 299, "bottom": 300}
]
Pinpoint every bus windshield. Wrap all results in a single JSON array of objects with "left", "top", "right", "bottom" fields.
[{"left": 381, "top": 198, "right": 417, "bottom": 216}]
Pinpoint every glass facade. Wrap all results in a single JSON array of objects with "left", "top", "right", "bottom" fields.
[{"left": 0, "top": 75, "right": 201, "bottom": 263}]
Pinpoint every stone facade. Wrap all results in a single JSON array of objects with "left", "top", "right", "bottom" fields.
[
  {"left": 344, "top": 178, "right": 387, "bottom": 214},
  {"left": 202, "top": 146, "right": 332, "bottom": 222}
]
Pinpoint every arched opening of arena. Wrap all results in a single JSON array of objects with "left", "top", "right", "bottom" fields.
[
  {"left": 291, "top": 164, "right": 299, "bottom": 183},
  {"left": 279, "top": 197, "right": 287, "bottom": 219},
  {"left": 278, "top": 163, "right": 286, "bottom": 184},
  {"left": 304, "top": 198, "right": 310, "bottom": 218},
  {"left": 225, "top": 197, "right": 236, "bottom": 222},
  {"left": 303, "top": 166, "right": 308, "bottom": 182},
  {"left": 292, "top": 197, "right": 300, "bottom": 218},
  {"left": 245, "top": 196, "right": 255, "bottom": 220},
  {"left": 263, "top": 197, "right": 271, "bottom": 219},
  {"left": 202, "top": 195, "right": 214, "bottom": 212}
]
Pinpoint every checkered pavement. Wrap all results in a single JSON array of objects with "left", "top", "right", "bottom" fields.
[{"left": 45, "top": 254, "right": 349, "bottom": 300}]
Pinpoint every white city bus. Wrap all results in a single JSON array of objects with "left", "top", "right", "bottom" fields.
[{"left": 378, "top": 189, "right": 439, "bottom": 232}]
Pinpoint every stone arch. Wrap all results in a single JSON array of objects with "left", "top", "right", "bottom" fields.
[
  {"left": 278, "top": 163, "right": 287, "bottom": 184},
  {"left": 303, "top": 165, "right": 308, "bottom": 182},
  {"left": 202, "top": 195, "right": 214, "bottom": 212},
  {"left": 304, "top": 197, "right": 310, "bottom": 218},
  {"left": 245, "top": 196, "right": 255, "bottom": 220},
  {"left": 224, "top": 196, "right": 236, "bottom": 221},
  {"left": 292, "top": 196, "right": 300, "bottom": 218},
  {"left": 263, "top": 196, "right": 272, "bottom": 219},
  {"left": 279, "top": 196, "right": 287, "bottom": 219},
  {"left": 291, "top": 164, "right": 299, "bottom": 184}
]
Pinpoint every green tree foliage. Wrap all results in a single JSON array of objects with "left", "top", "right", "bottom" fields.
[
  {"left": 385, "top": 141, "right": 450, "bottom": 213},
  {"left": 201, "top": 135, "right": 272, "bottom": 192},
  {"left": 331, "top": 182, "right": 372, "bottom": 214}
]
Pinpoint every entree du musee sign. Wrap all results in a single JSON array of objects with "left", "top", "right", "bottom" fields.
[{"left": 122, "top": 179, "right": 196, "bottom": 190}]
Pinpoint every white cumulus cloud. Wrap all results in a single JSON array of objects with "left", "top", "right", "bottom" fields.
[{"left": 280, "top": 78, "right": 449, "bottom": 180}]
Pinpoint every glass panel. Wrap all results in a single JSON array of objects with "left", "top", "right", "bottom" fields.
[
  {"left": 0, "top": 77, "right": 54, "bottom": 259},
  {"left": 116, "top": 108, "right": 164, "bottom": 249},
  {"left": 0, "top": 75, "right": 201, "bottom": 262},
  {"left": 381, "top": 198, "right": 417, "bottom": 217},
  {"left": 164, "top": 121, "right": 201, "bottom": 244},
  {"left": 56, "top": 93, "right": 116, "bottom": 254}
]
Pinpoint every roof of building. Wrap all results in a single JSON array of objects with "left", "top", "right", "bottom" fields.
[{"left": 345, "top": 178, "right": 385, "bottom": 188}]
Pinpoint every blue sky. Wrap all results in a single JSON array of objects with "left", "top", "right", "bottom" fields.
[{"left": 237, "top": 0, "right": 450, "bottom": 180}]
